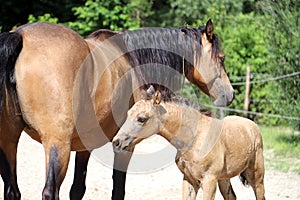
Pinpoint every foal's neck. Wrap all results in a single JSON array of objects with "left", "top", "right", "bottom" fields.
[{"left": 159, "top": 102, "right": 210, "bottom": 153}]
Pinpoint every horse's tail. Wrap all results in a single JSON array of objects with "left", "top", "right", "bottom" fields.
[{"left": 0, "top": 32, "right": 23, "bottom": 122}]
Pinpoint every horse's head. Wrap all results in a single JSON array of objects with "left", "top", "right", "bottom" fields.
[
  {"left": 112, "top": 87, "right": 166, "bottom": 152},
  {"left": 185, "top": 19, "right": 234, "bottom": 106}
]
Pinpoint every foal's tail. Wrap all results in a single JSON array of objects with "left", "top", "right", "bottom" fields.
[
  {"left": 239, "top": 171, "right": 250, "bottom": 186},
  {"left": 0, "top": 32, "right": 23, "bottom": 122}
]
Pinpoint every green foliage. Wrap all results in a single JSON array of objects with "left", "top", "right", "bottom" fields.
[
  {"left": 68, "top": 0, "right": 153, "bottom": 36},
  {"left": 187, "top": 7, "right": 276, "bottom": 125},
  {"left": 0, "top": 0, "right": 85, "bottom": 32},
  {"left": 166, "top": 0, "right": 256, "bottom": 27},
  {"left": 258, "top": 0, "right": 300, "bottom": 129},
  {"left": 28, "top": 13, "right": 59, "bottom": 24}
]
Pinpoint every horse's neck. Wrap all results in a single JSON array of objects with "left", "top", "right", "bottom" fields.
[
  {"left": 159, "top": 103, "right": 206, "bottom": 153},
  {"left": 86, "top": 38, "right": 135, "bottom": 93}
]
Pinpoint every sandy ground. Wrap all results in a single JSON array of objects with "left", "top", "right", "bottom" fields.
[{"left": 0, "top": 133, "right": 300, "bottom": 200}]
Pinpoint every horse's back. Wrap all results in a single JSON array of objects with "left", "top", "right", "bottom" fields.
[{"left": 221, "top": 115, "right": 263, "bottom": 152}]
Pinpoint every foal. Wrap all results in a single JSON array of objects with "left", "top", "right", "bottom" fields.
[{"left": 113, "top": 90, "right": 265, "bottom": 200}]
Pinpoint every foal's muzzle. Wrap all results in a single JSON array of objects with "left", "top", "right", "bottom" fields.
[{"left": 112, "top": 135, "right": 136, "bottom": 153}]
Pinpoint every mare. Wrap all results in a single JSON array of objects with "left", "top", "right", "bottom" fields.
[
  {"left": 0, "top": 19, "right": 234, "bottom": 199},
  {"left": 112, "top": 88, "right": 265, "bottom": 200}
]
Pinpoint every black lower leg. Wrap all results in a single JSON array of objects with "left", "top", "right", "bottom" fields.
[
  {"left": 0, "top": 148, "right": 20, "bottom": 200},
  {"left": 112, "top": 168, "right": 127, "bottom": 200},
  {"left": 42, "top": 147, "right": 60, "bottom": 200},
  {"left": 111, "top": 151, "right": 133, "bottom": 200},
  {"left": 70, "top": 151, "right": 90, "bottom": 200}
]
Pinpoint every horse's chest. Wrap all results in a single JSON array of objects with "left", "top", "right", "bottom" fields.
[{"left": 176, "top": 154, "right": 202, "bottom": 185}]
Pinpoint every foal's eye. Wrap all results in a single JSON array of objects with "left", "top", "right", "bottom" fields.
[{"left": 137, "top": 117, "right": 148, "bottom": 123}]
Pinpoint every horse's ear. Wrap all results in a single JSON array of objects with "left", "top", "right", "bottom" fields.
[
  {"left": 152, "top": 91, "right": 162, "bottom": 105},
  {"left": 205, "top": 19, "right": 214, "bottom": 42}
]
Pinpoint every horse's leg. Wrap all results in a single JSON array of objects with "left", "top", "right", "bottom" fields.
[
  {"left": 70, "top": 151, "right": 91, "bottom": 200},
  {"left": 243, "top": 148, "right": 265, "bottom": 200},
  {"left": 42, "top": 139, "right": 71, "bottom": 200},
  {"left": 111, "top": 149, "right": 134, "bottom": 200},
  {"left": 182, "top": 177, "right": 198, "bottom": 200},
  {"left": 201, "top": 175, "right": 218, "bottom": 200},
  {"left": 0, "top": 119, "right": 24, "bottom": 200},
  {"left": 0, "top": 140, "right": 20, "bottom": 200},
  {"left": 218, "top": 179, "right": 236, "bottom": 200}
]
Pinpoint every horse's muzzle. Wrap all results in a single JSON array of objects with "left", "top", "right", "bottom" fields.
[{"left": 213, "top": 90, "right": 235, "bottom": 107}]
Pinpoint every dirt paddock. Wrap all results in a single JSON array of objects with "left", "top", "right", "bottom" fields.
[{"left": 0, "top": 133, "right": 300, "bottom": 199}]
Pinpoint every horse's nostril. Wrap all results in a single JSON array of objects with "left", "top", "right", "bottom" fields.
[{"left": 113, "top": 139, "right": 120, "bottom": 148}]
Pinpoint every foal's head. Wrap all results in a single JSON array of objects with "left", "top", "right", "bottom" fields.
[{"left": 112, "top": 90, "right": 166, "bottom": 152}]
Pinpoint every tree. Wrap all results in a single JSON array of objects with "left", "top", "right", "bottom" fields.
[
  {"left": 164, "top": 0, "right": 257, "bottom": 27},
  {"left": 0, "top": 0, "right": 85, "bottom": 32},
  {"left": 68, "top": 0, "right": 153, "bottom": 36}
]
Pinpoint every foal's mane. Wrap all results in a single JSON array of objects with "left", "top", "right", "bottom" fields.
[
  {"left": 143, "top": 91, "right": 213, "bottom": 117},
  {"left": 167, "top": 93, "right": 213, "bottom": 117}
]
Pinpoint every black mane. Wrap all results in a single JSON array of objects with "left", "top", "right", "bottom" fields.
[
  {"left": 123, "top": 26, "right": 221, "bottom": 94},
  {"left": 87, "top": 26, "right": 222, "bottom": 98}
]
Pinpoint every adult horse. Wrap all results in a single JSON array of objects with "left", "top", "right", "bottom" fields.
[{"left": 0, "top": 20, "right": 234, "bottom": 199}]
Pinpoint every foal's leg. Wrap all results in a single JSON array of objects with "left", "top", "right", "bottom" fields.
[
  {"left": 201, "top": 175, "right": 218, "bottom": 200},
  {"left": 112, "top": 149, "right": 134, "bottom": 200},
  {"left": 42, "top": 138, "right": 72, "bottom": 200},
  {"left": 182, "top": 176, "right": 198, "bottom": 200},
  {"left": 244, "top": 148, "right": 265, "bottom": 200},
  {"left": 70, "top": 151, "right": 91, "bottom": 200},
  {"left": 218, "top": 179, "right": 236, "bottom": 200},
  {"left": 0, "top": 118, "right": 24, "bottom": 200}
]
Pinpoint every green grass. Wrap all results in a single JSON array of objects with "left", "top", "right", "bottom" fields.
[{"left": 260, "top": 126, "right": 300, "bottom": 174}]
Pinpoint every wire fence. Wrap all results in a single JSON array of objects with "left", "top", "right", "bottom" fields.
[
  {"left": 201, "top": 103, "right": 300, "bottom": 121},
  {"left": 204, "top": 70, "right": 300, "bottom": 121},
  {"left": 231, "top": 71, "right": 300, "bottom": 86}
]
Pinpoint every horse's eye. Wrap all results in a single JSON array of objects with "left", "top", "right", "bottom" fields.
[{"left": 137, "top": 117, "right": 148, "bottom": 123}]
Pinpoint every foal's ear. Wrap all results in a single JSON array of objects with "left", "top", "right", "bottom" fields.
[
  {"left": 146, "top": 85, "right": 155, "bottom": 97},
  {"left": 205, "top": 19, "right": 214, "bottom": 42},
  {"left": 141, "top": 85, "right": 155, "bottom": 100},
  {"left": 152, "top": 91, "right": 162, "bottom": 105}
]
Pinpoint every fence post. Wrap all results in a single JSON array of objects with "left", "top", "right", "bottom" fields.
[{"left": 243, "top": 65, "right": 251, "bottom": 117}]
